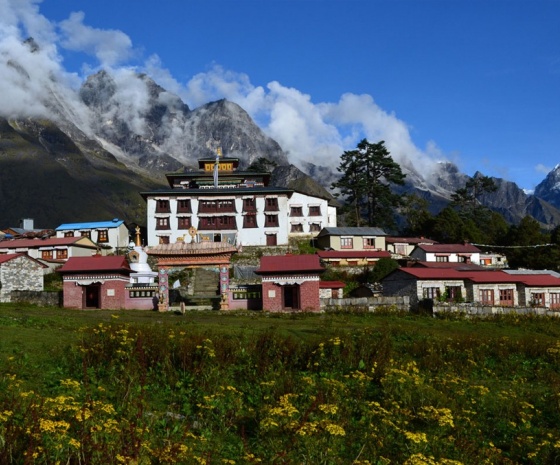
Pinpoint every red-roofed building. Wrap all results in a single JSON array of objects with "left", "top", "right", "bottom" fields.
[
  {"left": 58, "top": 256, "right": 157, "bottom": 310},
  {"left": 382, "top": 267, "right": 560, "bottom": 310},
  {"left": 0, "top": 253, "right": 47, "bottom": 302},
  {"left": 385, "top": 236, "right": 438, "bottom": 257},
  {"left": 0, "top": 236, "right": 101, "bottom": 272},
  {"left": 319, "top": 281, "right": 345, "bottom": 299},
  {"left": 255, "top": 254, "right": 325, "bottom": 312},
  {"left": 316, "top": 250, "right": 391, "bottom": 267},
  {"left": 409, "top": 243, "right": 482, "bottom": 265}
]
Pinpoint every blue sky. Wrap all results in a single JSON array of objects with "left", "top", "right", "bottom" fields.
[{"left": 4, "top": 0, "right": 560, "bottom": 191}]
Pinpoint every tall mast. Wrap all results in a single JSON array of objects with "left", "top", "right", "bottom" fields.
[{"left": 213, "top": 146, "right": 222, "bottom": 188}]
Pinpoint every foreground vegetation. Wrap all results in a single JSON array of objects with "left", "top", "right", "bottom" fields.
[{"left": 1, "top": 305, "right": 560, "bottom": 464}]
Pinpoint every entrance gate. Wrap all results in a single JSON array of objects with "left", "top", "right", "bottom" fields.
[{"left": 147, "top": 240, "right": 238, "bottom": 311}]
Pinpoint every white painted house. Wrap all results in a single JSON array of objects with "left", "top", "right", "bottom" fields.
[
  {"left": 140, "top": 157, "right": 337, "bottom": 247},
  {"left": 409, "top": 243, "right": 482, "bottom": 265},
  {"left": 55, "top": 219, "right": 130, "bottom": 253},
  {"left": 0, "top": 236, "right": 100, "bottom": 273}
]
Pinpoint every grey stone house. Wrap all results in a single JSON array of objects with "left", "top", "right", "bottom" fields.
[{"left": 0, "top": 253, "right": 46, "bottom": 302}]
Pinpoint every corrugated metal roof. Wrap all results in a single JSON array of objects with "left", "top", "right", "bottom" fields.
[
  {"left": 55, "top": 219, "right": 124, "bottom": 231},
  {"left": 385, "top": 236, "right": 438, "bottom": 244},
  {"left": 415, "top": 243, "right": 481, "bottom": 253},
  {"left": 317, "top": 227, "right": 387, "bottom": 237},
  {"left": 413, "top": 261, "right": 485, "bottom": 271},
  {"left": 0, "top": 253, "right": 26, "bottom": 264},
  {"left": 319, "top": 281, "right": 345, "bottom": 288},
  {"left": 317, "top": 250, "right": 391, "bottom": 259},
  {"left": 0, "top": 237, "right": 97, "bottom": 248},
  {"left": 58, "top": 256, "right": 131, "bottom": 273},
  {"left": 0, "top": 253, "right": 47, "bottom": 268},
  {"left": 390, "top": 268, "right": 560, "bottom": 287},
  {"left": 256, "top": 254, "right": 324, "bottom": 274}
]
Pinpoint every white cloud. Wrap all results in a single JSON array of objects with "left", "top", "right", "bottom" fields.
[
  {"left": 182, "top": 66, "right": 444, "bottom": 178},
  {"left": 535, "top": 163, "right": 552, "bottom": 175},
  {"left": 0, "top": 0, "right": 449, "bottom": 183},
  {"left": 58, "top": 11, "right": 134, "bottom": 67}
]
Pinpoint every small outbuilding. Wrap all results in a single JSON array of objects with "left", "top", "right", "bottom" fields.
[
  {"left": 0, "top": 253, "right": 46, "bottom": 302},
  {"left": 58, "top": 255, "right": 156, "bottom": 310},
  {"left": 255, "top": 254, "right": 325, "bottom": 312}
]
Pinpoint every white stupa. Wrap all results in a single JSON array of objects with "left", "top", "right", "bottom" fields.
[{"left": 128, "top": 226, "right": 157, "bottom": 284}]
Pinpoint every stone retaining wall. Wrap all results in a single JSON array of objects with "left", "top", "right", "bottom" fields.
[
  {"left": 10, "top": 291, "right": 63, "bottom": 307},
  {"left": 433, "top": 303, "right": 560, "bottom": 318},
  {"left": 321, "top": 296, "right": 410, "bottom": 312}
]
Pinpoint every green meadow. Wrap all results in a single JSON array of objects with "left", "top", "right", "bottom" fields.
[{"left": 1, "top": 304, "right": 560, "bottom": 464}]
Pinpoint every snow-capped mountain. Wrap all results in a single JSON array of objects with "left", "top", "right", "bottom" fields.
[{"left": 1, "top": 41, "right": 559, "bottom": 229}]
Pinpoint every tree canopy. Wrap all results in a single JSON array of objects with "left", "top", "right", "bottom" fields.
[{"left": 332, "top": 139, "right": 405, "bottom": 229}]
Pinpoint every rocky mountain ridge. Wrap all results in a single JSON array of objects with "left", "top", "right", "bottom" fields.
[{"left": 1, "top": 58, "right": 560, "bottom": 230}]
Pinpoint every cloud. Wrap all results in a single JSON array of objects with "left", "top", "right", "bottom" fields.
[
  {"left": 535, "top": 163, "right": 552, "bottom": 175},
  {"left": 0, "top": 0, "right": 449, "bottom": 183},
  {"left": 58, "top": 11, "right": 134, "bottom": 67},
  {"left": 182, "top": 66, "right": 444, "bottom": 179}
]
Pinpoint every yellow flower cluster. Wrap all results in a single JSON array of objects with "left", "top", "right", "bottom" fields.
[{"left": 418, "top": 406, "right": 455, "bottom": 428}]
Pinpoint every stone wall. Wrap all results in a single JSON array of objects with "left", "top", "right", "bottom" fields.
[
  {"left": 0, "top": 256, "right": 44, "bottom": 302},
  {"left": 433, "top": 303, "right": 560, "bottom": 318},
  {"left": 321, "top": 295, "right": 410, "bottom": 312},
  {"left": 10, "top": 290, "right": 62, "bottom": 307}
]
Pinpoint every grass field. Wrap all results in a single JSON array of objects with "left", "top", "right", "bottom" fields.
[{"left": 1, "top": 303, "right": 560, "bottom": 464}]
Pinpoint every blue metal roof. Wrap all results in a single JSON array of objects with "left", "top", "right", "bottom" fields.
[{"left": 55, "top": 219, "right": 125, "bottom": 231}]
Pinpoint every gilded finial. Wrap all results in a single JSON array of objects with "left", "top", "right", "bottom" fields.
[{"left": 135, "top": 225, "right": 142, "bottom": 247}]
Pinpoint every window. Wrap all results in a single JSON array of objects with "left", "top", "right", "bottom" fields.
[
  {"left": 531, "top": 292, "right": 545, "bottom": 307},
  {"left": 290, "top": 206, "right": 303, "bottom": 217},
  {"left": 436, "top": 255, "right": 449, "bottom": 262},
  {"left": 243, "top": 214, "right": 258, "bottom": 228},
  {"left": 156, "top": 199, "right": 170, "bottom": 213},
  {"left": 199, "top": 216, "right": 236, "bottom": 230},
  {"left": 158, "top": 236, "right": 170, "bottom": 244},
  {"left": 265, "top": 197, "right": 279, "bottom": 212},
  {"left": 395, "top": 244, "right": 407, "bottom": 255},
  {"left": 458, "top": 255, "right": 470, "bottom": 263},
  {"left": 217, "top": 216, "right": 236, "bottom": 230},
  {"left": 217, "top": 200, "right": 235, "bottom": 212},
  {"left": 550, "top": 293, "right": 560, "bottom": 309},
  {"left": 129, "top": 290, "right": 156, "bottom": 298},
  {"left": 177, "top": 199, "right": 192, "bottom": 213},
  {"left": 233, "top": 290, "right": 262, "bottom": 300},
  {"left": 291, "top": 223, "right": 304, "bottom": 233},
  {"left": 308, "top": 205, "right": 321, "bottom": 216},
  {"left": 423, "top": 287, "right": 440, "bottom": 299},
  {"left": 266, "top": 233, "right": 277, "bottom": 246},
  {"left": 243, "top": 198, "right": 256, "bottom": 212},
  {"left": 177, "top": 217, "right": 191, "bottom": 229},
  {"left": 446, "top": 286, "right": 462, "bottom": 301},
  {"left": 363, "top": 238, "right": 376, "bottom": 249},
  {"left": 97, "top": 230, "right": 108, "bottom": 243},
  {"left": 309, "top": 223, "right": 321, "bottom": 232},
  {"left": 265, "top": 214, "right": 279, "bottom": 227},
  {"left": 198, "top": 200, "right": 236, "bottom": 213},
  {"left": 56, "top": 249, "right": 68, "bottom": 260},
  {"left": 200, "top": 217, "right": 216, "bottom": 229},
  {"left": 340, "top": 237, "right": 353, "bottom": 249},
  {"left": 156, "top": 217, "right": 170, "bottom": 230},
  {"left": 199, "top": 200, "right": 216, "bottom": 213},
  {"left": 80, "top": 231, "right": 91, "bottom": 239},
  {"left": 41, "top": 250, "right": 53, "bottom": 260},
  {"left": 499, "top": 289, "right": 514, "bottom": 306},
  {"left": 64, "top": 232, "right": 74, "bottom": 238},
  {"left": 480, "top": 289, "right": 494, "bottom": 305}
]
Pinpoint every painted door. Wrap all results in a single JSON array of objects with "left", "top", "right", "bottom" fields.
[
  {"left": 266, "top": 233, "right": 277, "bottom": 246},
  {"left": 283, "top": 285, "right": 300, "bottom": 310},
  {"left": 85, "top": 285, "right": 100, "bottom": 309}
]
